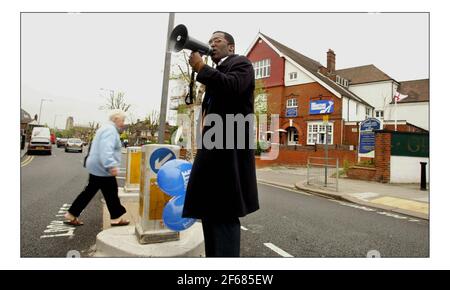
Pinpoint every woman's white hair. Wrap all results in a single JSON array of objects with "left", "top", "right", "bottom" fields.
[{"left": 108, "top": 109, "right": 127, "bottom": 122}]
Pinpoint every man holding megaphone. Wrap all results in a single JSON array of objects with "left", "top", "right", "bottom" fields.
[{"left": 175, "top": 28, "right": 259, "bottom": 257}]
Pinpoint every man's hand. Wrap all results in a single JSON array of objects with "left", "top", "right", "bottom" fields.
[
  {"left": 189, "top": 52, "right": 205, "bottom": 73},
  {"left": 109, "top": 167, "right": 119, "bottom": 176}
]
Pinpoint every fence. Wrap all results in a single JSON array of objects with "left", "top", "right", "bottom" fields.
[{"left": 306, "top": 157, "right": 339, "bottom": 191}]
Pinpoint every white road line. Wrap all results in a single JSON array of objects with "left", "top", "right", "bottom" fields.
[
  {"left": 241, "top": 226, "right": 248, "bottom": 231},
  {"left": 263, "top": 243, "right": 294, "bottom": 257},
  {"left": 116, "top": 176, "right": 125, "bottom": 180}
]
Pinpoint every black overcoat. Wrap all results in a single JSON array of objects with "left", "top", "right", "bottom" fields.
[{"left": 182, "top": 54, "right": 259, "bottom": 219}]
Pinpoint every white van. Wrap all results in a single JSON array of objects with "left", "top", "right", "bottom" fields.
[{"left": 27, "top": 127, "right": 52, "bottom": 155}]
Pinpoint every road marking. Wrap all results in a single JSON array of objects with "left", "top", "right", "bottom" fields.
[
  {"left": 116, "top": 176, "right": 125, "bottom": 180},
  {"left": 263, "top": 243, "right": 294, "bottom": 257},
  {"left": 336, "top": 201, "right": 375, "bottom": 212},
  {"left": 241, "top": 226, "right": 248, "bottom": 231},
  {"left": 377, "top": 211, "right": 408, "bottom": 219},
  {"left": 21, "top": 155, "right": 31, "bottom": 165},
  {"left": 21, "top": 156, "right": 34, "bottom": 167},
  {"left": 40, "top": 204, "right": 76, "bottom": 239},
  {"left": 334, "top": 200, "right": 424, "bottom": 222}
]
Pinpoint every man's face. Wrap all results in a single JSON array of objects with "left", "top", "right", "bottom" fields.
[{"left": 209, "top": 32, "right": 234, "bottom": 63}]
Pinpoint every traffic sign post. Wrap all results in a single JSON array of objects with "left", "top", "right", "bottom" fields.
[
  {"left": 323, "top": 115, "right": 329, "bottom": 187},
  {"left": 135, "top": 144, "right": 181, "bottom": 244}
]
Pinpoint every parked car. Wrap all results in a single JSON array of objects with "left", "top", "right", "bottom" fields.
[
  {"left": 27, "top": 127, "right": 52, "bottom": 155},
  {"left": 56, "top": 138, "right": 68, "bottom": 148},
  {"left": 65, "top": 138, "right": 83, "bottom": 153}
]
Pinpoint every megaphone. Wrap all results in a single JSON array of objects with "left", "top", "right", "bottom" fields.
[{"left": 169, "top": 24, "right": 212, "bottom": 56}]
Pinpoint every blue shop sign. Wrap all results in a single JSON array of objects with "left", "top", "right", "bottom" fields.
[{"left": 309, "top": 100, "right": 334, "bottom": 115}]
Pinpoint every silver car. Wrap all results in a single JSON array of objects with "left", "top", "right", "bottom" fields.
[{"left": 65, "top": 138, "right": 83, "bottom": 153}]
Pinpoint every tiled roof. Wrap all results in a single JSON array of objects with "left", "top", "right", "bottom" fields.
[
  {"left": 335, "top": 64, "right": 395, "bottom": 85},
  {"left": 259, "top": 33, "right": 373, "bottom": 108},
  {"left": 396, "top": 79, "right": 429, "bottom": 103}
]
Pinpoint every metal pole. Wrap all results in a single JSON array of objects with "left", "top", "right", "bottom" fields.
[
  {"left": 38, "top": 99, "right": 44, "bottom": 125},
  {"left": 158, "top": 12, "right": 175, "bottom": 144},
  {"left": 336, "top": 158, "right": 339, "bottom": 192},
  {"left": 324, "top": 123, "right": 328, "bottom": 186},
  {"left": 38, "top": 99, "right": 52, "bottom": 125},
  {"left": 307, "top": 158, "right": 310, "bottom": 185}
]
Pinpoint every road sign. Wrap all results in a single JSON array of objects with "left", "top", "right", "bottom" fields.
[
  {"left": 310, "top": 100, "right": 334, "bottom": 115},
  {"left": 149, "top": 147, "right": 176, "bottom": 174},
  {"left": 358, "top": 118, "right": 381, "bottom": 157}
]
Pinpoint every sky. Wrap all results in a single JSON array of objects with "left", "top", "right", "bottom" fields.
[{"left": 21, "top": 12, "right": 429, "bottom": 128}]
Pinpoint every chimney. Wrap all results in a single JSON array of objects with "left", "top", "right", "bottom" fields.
[{"left": 327, "top": 49, "right": 335, "bottom": 74}]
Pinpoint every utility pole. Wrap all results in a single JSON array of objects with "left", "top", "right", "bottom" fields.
[
  {"left": 38, "top": 98, "right": 52, "bottom": 125},
  {"left": 158, "top": 12, "right": 175, "bottom": 144}
]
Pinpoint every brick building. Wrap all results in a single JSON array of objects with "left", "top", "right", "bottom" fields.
[
  {"left": 246, "top": 33, "right": 374, "bottom": 147},
  {"left": 246, "top": 33, "right": 428, "bottom": 149}
]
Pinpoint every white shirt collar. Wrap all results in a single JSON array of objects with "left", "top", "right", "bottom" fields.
[{"left": 218, "top": 56, "right": 229, "bottom": 66}]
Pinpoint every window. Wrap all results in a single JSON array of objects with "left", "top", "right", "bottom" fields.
[
  {"left": 286, "top": 98, "right": 298, "bottom": 107},
  {"left": 336, "top": 75, "right": 349, "bottom": 87},
  {"left": 365, "top": 107, "right": 371, "bottom": 119},
  {"left": 375, "top": 110, "right": 384, "bottom": 120},
  {"left": 289, "top": 72, "right": 298, "bottom": 80},
  {"left": 253, "top": 59, "right": 271, "bottom": 79},
  {"left": 307, "top": 122, "right": 334, "bottom": 145}
]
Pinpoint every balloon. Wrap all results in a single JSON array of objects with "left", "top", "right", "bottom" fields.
[
  {"left": 162, "top": 195, "right": 196, "bottom": 231},
  {"left": 157, "top": 159, "right": 192, "bottom": 197}
]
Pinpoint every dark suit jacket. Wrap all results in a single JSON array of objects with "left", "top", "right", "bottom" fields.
[{"left": 182, "top": 54, "right": 259, "bottom": 219}]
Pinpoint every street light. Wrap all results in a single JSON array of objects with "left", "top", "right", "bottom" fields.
[
  {"left": 38, "top": 98, "right": 53, "bottom": 125},
  {"left": 53, "top": 114, "right": 65, "bottom": 130}
]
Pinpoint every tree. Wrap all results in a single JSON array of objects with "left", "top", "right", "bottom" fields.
[
  {"left": 254, "top": 79, "right": 269, "bottom": 146},
  {"left": 145, "top": 109, "right": 160, "bottom": 141},
  {"left": 99, "top": 91, "right": 131, "bottom": 112},
  {"left": 169, "top": 50, "right": 208, "bottom": 160}
]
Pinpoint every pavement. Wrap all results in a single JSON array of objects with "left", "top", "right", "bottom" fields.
[{"left": 256, "top": 166, "right": 429, "bottom": 220}]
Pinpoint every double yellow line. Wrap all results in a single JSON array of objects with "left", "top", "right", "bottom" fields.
[{"left": 21, "top": 155, "right": 34, "bottom": 167}]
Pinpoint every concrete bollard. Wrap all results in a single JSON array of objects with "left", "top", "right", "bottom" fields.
[
  {"left": 135, "top": 144, "right": 180, "bottom": 244},
  {"left": 124, "top": 146, "right": 142, "bottom": 193}
]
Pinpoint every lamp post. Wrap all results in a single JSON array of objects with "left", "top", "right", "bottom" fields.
[
  {"left": 38, "top": 98, "right": 53, "bottom": 125},
  {"left": 53, "top": 114, "right": 64, "bottom": 130},
  {"left": 158, "top": 12, "right": 175, "bottom": 144}
]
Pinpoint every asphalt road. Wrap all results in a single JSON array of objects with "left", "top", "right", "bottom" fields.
[
  {"left": 240, "top": 183, "right": 429, "bottom": 257},
  {"left": 20, "top": 145, "right": 127, "bottom": 257},
  {"left": 21, "top": 146, "right": 429, "bottom": 258}
]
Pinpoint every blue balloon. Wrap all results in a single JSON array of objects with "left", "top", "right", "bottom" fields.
[
  {"left": 162, "top": 195, "right": 196, "bottom": 231},
  {"left": 157, "top": 159, "right": 192, "bottom": 197}
]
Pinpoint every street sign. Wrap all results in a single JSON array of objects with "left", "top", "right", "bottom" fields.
[
  {"left": 310, "top": 100, "right": 334, "bottom": 115},
  {"left": 149, "top": 147, "right": 177, "bottom": 174},
  {"left": 358, "top": 118, "right": 381, "bottom": 158},
  {"left": 286, "top": 107, "right": 298, "bottom": 117}
]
